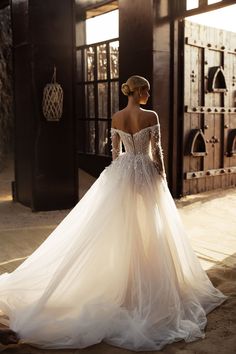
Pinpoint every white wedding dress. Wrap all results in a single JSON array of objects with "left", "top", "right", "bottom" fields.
[{"left": 0, "top": 123, "right": 226, "bottom": 351}]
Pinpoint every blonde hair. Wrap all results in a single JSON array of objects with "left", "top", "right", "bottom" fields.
[{"left": 121, "top": 75, "right": 150, "bottom": 96}]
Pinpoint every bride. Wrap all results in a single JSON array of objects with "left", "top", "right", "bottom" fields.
[{"left": 0, "top": 75, "right": 226, "bottom": 351}]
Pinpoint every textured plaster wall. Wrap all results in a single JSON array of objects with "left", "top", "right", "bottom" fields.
[{"left": 0, "top": 5, "right": 13, "bottom": 171}]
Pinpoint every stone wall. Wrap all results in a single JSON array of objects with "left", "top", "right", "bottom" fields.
[{"left": 0, "top": 5, "right": 13, "bottom": 171}]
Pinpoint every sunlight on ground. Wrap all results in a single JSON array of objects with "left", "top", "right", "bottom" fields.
[
  {"left": 0, "top": 193, "right": 12, "bottom": 202},
  {"left": 0, "top": 256, "right": 28, "bottom": 267},
  {"left": 178, "top": 192, "right": 236, "bottom": 271}
]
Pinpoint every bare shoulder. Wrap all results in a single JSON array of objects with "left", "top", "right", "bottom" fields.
[
  {"left": 141, "top": 109, "right": 159, "bottom": 126},
  {"left": 111, "top": 110, "right": 125, "bottom": 128}
]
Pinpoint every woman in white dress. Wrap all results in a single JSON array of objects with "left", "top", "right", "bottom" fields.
[{"left": 0, "top": 75, "right": 226, "bottom": 351}]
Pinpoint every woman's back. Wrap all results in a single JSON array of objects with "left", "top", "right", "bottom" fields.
[
  {"left": 112, "top": 75, "right": 157, "bottom": 134},
  {"left": 112, "top": 107, "right": 157, "bottom": 134}
]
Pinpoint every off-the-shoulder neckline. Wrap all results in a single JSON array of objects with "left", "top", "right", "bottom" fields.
[{"left": 111, "top": 123, "right": 159, "bottom": 137}]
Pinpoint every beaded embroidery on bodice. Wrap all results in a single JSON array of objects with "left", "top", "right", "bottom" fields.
[
  {"left": 111, "top": 125, "right": 153, "bottom": 155},
  {"left": 111, "top": 123, "right": 166, "bottom": 181}
]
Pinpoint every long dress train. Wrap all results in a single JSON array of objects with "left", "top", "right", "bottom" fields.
[{"left": 0, "top": 122, "right": 226, "bottom": 351}]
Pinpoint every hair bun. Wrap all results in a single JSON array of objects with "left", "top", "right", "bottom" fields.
[
  {"left": 121, "top": 83, "right": 130, "bottom": 96},
  {"left": 121, "top": 76, "right": 150, "bottom": 97}
]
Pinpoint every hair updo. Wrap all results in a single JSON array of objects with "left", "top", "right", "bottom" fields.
[{"left": 121, "top": 75, "right": 150, "bottom": 96}]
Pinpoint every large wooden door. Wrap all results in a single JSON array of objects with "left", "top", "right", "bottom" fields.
[{"left": 183, "top": 20, "right": 236, "bottom": 195}]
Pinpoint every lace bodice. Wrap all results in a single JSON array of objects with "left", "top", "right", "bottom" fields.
[{"left": 111, "top": 124, "right": 166, "bottom": 181}]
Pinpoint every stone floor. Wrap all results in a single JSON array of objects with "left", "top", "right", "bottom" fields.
[{"left": 0, "top": 156, "right": 236, "bottom": 354}]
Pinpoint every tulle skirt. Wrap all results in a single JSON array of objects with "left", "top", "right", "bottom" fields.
[{"left": 0, "top": 153, "right": 226, "bottom": 351}]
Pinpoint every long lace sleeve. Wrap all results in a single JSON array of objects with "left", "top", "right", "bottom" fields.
[
  {"left": 111, "top": 129, "right": 121, "bottom": 161},
  {"left": 150, "top": 124, "right": 167, "bottom": 182}
]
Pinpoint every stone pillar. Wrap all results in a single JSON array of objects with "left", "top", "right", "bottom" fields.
[
  {"left": 0, "top": 5, "right": 13, "bottom": 171},
  {"left": 12, "top": 0, "right": 78, "bottom": 211}
]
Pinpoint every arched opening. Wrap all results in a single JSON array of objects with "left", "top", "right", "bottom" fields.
[
  {"left": 185, "top": 129, "right": 207, "bottom": 157},
  {"left": 227, "top": 129, "right": 236, "bottom": 157},
  {"left": 208, "top": 66, "right": 227, "bottom": 92}
]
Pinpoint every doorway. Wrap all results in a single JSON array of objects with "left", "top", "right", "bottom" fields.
[
  {"left": 75, "top": 3, "right": 119, "bottom": 177},
  {"left": 181, "top": 3, "right": 236, "bottom": 195}
]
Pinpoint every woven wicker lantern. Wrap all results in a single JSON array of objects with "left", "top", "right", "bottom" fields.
[{"left": 42, "top": 66, "right": 63, "bottom": 121}]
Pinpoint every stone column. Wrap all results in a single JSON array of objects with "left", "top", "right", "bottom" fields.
[
  {"left": 0, "top": 5, "right": 13, "bottom": 171},
  {"left": 12, "top": 0, "right": 78, "bottom": 211}
]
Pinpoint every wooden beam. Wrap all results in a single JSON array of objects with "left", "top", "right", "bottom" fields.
[{"left": 172, "top": 0, "right": 236, "bottom": 19}]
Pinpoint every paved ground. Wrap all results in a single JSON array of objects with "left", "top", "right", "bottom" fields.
[{"left": 0, "top": 157, "right": 236, "bottom": 354}]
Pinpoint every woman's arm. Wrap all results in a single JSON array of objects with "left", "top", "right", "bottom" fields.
[
  {"left": 111, "top": 129, "right": 121, "bottom": 161},
  {"left": 150, "top": 121, "right": 167, "bottom": 182}
]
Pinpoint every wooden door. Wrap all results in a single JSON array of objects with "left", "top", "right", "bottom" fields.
[{"left": 183, "top": 20, "right": 236, "bottom": 195}]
